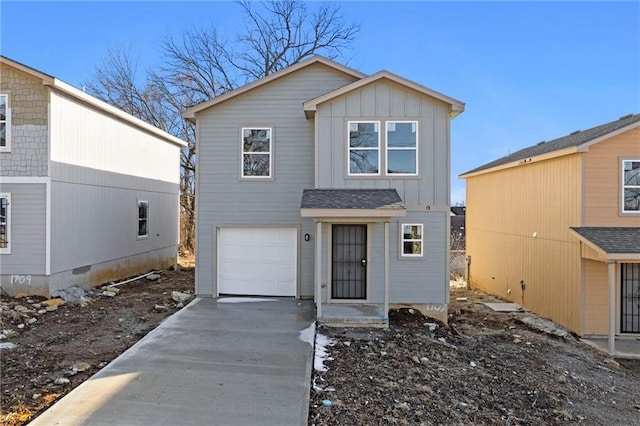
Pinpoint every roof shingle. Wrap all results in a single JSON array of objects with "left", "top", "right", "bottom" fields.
[
  {"left": 571, "top": 227, "right": 640, "bottom": 254},
  {"left": 462, "top": 114, "right": 640, "bottom": 175},
  {"left": 301, "top": 189, "right": 404, "bottom": 210}
]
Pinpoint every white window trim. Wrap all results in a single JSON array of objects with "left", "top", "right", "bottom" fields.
[
  {"left": 137, "top": 200, "right": 149, "bottom": 239},
  {"left": 348, "top": 121, "right": 381, "bottom": 176},
  {"left": 386, "top": 121, "right": 419, "bottom": 176},
  {"left": 400, "top": 223, "right": 423, "bottom": 258},
  {"left": 621, "top": 158, "right": 640, "bottom": 214},
  {"left": 241, "top": 127, "right": 273, "bottom": 179},
  {"left": 0, "top": 94, "right": 11, "bottom": 153},
  {"left": 0, "top": 193, "right": 11, "bottom": 254}
]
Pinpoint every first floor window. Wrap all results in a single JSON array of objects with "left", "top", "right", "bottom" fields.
[
  {"left": 348, "top": 121, "right": 380, "bottom": 175},
  {"left": 401, "top": 223, "right": 423, "bottom": 257},
  {"left": 622, "top": 159, "right": 640, "bottom": 213},
  {"left": 0, "top": 193, "right": 10, "bottom": 253},
  {"left": 242, "top": 127, "right": 272, "bottom": 178},
  {"left": 138, "top": 201, "right": 148, "bottom": 238},
  {"left": 0, "top": 94, "right": 10, "bottom": 151}
]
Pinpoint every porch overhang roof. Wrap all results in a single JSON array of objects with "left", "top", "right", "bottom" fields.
[
  {"left": 570, "top": 227, "right": 640, "bottom": 261},
  {"left": 300, "top": 189, "right": 406, "bottom": 218}
]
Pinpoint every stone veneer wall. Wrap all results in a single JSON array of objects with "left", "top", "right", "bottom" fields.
[{"left": 0, "top": 64, "right": 49, "bottom": 177}]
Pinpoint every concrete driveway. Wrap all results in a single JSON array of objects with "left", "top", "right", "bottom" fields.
[{"left": 30, "top": 297, "right": 316, "bottom": 426}]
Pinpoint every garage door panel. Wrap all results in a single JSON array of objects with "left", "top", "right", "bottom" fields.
[{"left": 218, "top": 227, "right": 297, "bottom": 296}]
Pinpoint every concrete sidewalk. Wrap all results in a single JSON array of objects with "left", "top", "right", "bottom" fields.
[{"left": 30, "top": 298, "right": 315, "bottom": 426}]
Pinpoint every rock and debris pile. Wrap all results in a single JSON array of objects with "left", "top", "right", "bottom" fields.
[
  {"left": 310, "top": 288, "right": 640, "bottom": 425},
  {"left": 0, "top": 268, "right": 195, "bottom": 426}
]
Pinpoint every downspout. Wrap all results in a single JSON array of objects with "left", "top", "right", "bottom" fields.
[
  {"left": 384, "top": 220, "right": 390, "bottom": 322},
  {"left": 315, "top": 220, "right": 322, "bottom": 319}
]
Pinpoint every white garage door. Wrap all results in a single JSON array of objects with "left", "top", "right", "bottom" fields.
[{"left": 218, "top": 227, "right": 297, "bottom": 296}]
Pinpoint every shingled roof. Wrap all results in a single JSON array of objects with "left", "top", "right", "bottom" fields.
[
  {"left": 462, "top": 113, "right": 640, "bottom": 176},
  {"left": 571, "top": 227, "right": 640, "bottom": 254},
  {"left": 301, "top": 189, "right": 404, "bottom": 210}
]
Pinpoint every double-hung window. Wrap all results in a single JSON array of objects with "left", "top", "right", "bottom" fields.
[
  {"left": 0, "top": 193, "right": 10, "bottom": 253},
  {"left": 622, "top": 159, "right": 640, "bottom": 213},
  {"left": 242, "top": 127, "right": 272, "bottom": 178},
  {"left": 348, "top": 120, "right": 418, "bottom": 176},
  {"left": 387, "top": 121, "right": 418, "bottom": 175},
  {"left": 348, "top": 121, "right": 380, "bottom": 175},
  {"left": 0, "top": 94, "right": 10, "bottom": 152},
  {"left": 138, "top": 201, "right": 149, "bottom": 238},
  {"left": 401, "top": 224, "right": 423, "bottom": 257}
]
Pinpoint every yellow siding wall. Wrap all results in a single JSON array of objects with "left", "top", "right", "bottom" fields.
[
  {"left": 583, "top": 127, "right": 640, "bottom": 226},
  {"left": 582, "top": 259, "right": 609, "bottom": 335},
  {"left": 466, "top": 153, "right": 582, "bottom": 332}
]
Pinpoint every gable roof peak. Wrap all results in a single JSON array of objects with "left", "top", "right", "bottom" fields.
[{"left": 182, "top": 55, "right": 366, "bottom": 120}]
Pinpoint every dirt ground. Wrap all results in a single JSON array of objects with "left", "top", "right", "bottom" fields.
[
  {"left": 0, "top": 267, "right": 195, "bottom": 426},
  {"left": 2, "top": 274, "right": 639, "bottom": 426},
  {"left": 309, "top": 288, "right": 640, "bottom": 425}
]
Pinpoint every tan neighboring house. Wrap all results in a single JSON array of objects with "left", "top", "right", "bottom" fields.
[{"left": 460, "top": 114, "right": 640, "bottom": 354}]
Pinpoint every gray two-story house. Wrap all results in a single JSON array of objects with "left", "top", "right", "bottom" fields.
[{"left": 183, "top": 56, "right": 464, "bottom": 324}]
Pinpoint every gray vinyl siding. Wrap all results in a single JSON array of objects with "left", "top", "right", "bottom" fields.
[
  {"left": 196, "top": 63, "right": 359, "bottom": 296},
  {"left": 50, "top": 163, "right": 179, "bottom": 274},
  {"left": 389, "top": 212, "right": 448, "bottom": 303},
  {"left": 316, "top": 80, "right": 451, "bottom": 207},
  {"left": 0, "top": 183, "right": 46, "bottom": 274}
]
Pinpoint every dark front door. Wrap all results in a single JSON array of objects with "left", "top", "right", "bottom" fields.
[
  {"left": 332, "top": 224, "right": 367, "bottom": 299},
  {"left": 621, "top": 263, "right": 640, "bottom": 333}
]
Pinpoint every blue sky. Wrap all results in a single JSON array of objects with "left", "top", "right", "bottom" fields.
[{"left": 2, "top": 1, "right": 639, "bottom": 203}]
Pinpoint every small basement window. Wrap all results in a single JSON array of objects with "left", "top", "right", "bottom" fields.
[
  {"left": 138, "top": 201, "right": 148, "bottom": 238},
  {"left": 0, "top": 193, "right": 10, "bottom": 253}
]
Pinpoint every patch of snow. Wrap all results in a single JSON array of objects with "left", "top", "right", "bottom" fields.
[
  {"left": 217, "top": 297, "right": 277, "bottom": 304},
  {"left": 299, "top": 322, "right": 316, "bottom": 347},
  {"left": 0, "top": 342, "right": 17, "bottom": 349},
  {"left": 314, "top": 333, "right": 335, "bottom": 372}
]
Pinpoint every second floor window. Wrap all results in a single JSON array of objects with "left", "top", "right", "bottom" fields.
[
  {"left": 348, "top": 121, "right": 380, "bottom": 175},
  {"left": 242, "top": 128, "right": 272, "bottom": 178},
  {"left": 0, "top": 94, "right": 10, "bottom": 152},
  {"left": 387, "top": 121, "right": 418, "bottom": 175},
  {"left": 622, "top": 159, "right": 640, "bottom": 213}
]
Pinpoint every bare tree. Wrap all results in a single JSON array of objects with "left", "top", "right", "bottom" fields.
[{"left": 85, "top": 0, "right": 359, "bottom": 253}]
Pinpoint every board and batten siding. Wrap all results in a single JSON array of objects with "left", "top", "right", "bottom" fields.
[
  {"left": 0, "top": 183, "right": 46, "bottom": 274},
  {"left": 466, "top": 153, "right": 583, "bottom": 332},
  {"left": 582, "top": 258, "right": 611, "bottom": 336},
  {"left": 195, "top": 62, "right": 360, "bottom": 296},
  {"left": 583, "top": 127, "right": 640, "bottom": 226},
  {"left": 47, "top": 89, "right": 181, "bottom": 278},
  {"left": 315, "top": 79, "right": 451, "bottom": 207}
]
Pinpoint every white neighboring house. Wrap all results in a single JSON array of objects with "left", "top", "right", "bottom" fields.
[{"left": 0, "top": 56, "right": 186, "bottom": 297}]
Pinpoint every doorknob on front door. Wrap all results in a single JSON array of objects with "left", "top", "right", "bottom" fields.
[{"left": 361, "top": 258, "right": 367, "bottom": 267}]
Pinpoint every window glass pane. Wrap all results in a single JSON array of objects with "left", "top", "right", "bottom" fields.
[
  {"left": 403, "top": 241, "right": 422, "bottom": 255},
  {"left": 0, "top": 123, "right": 5, "bottom": 147},
  {"left": 388, "top": 150, "right": 417, "bottom": 174},
  {"left": 138, "top": 219, "right": 147, "bottom": 236},
  {"left": 138, "top": 203, "right": 148, "bottom": 219},
  {"left": 350, "top": 150, "right": 378, "bottom": 174},
  {"left": 624, "top": 161, "right": 640, "bottom": 185},
  {"left": 349, "top": 122, "right": 379, "bottom": 148},
  {"left": 387, "top": 122, "right": 416, "bottom": 148},
  {"left": 0, "top": 95, "right": 5, "bottom": 120},
  {"left": 403, "top": 225, "right": 422, "bottom": 239},
  {"left": 243, "top": 154, "right": 270, "bottom": 176},
  {"left": 624, "top": 188, "right": 640, "bottom": 211},
  {"left": 243, "top": 129, "right": 270, "bottom": 153}
]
